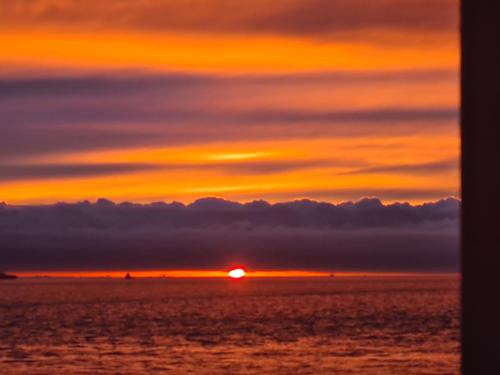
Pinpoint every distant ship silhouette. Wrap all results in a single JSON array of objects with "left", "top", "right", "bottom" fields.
[
  {"left": 0, "top": 272, "right": 17, "bottom": 280},
  {"left": 125, "top": 273, "right": 134, "bottom": 280}
]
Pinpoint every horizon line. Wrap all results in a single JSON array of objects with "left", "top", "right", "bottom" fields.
[
  {"left": 8, "top": 270, "right": 460, "bottom": 279},
  {"left": 0, "top": 195, "right": 461, "bottom": 208}
]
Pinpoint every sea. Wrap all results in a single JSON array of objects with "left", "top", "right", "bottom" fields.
[{"left": 0, "top": 276, "right": 460, "bottom": 374}]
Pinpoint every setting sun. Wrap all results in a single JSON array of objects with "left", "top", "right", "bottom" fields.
[{"left": 228, "top": 268, "right": 246, "bottom": 279}]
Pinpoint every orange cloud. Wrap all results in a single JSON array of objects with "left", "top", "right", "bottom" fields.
[{"left": 2, "top": 0, "right": 458, "bottom": 38}]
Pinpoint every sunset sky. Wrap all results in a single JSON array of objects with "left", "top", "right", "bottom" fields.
[
  {"left": 0, "top": 1, "right": 461, "bottom": 275},
  {"left": 0, "top": 0, "right": 459, "bottom": 205}
]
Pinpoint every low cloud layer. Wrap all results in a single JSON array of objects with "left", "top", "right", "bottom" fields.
[{"left": 0, "top": 197, "right": 460, "bottom": 272}]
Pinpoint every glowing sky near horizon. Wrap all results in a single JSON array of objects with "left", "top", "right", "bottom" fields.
[{"left": 0, "top": 0, "right": 459, "bottom": 204}]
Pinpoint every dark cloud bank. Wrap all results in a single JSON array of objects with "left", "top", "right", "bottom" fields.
[{"left": 0, "top": 197, "right": 459, "bottom": 273}]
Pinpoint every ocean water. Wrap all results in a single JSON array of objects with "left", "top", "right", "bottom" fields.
[{"left": 0, "top": 277, "right": 459, "bottom": 374}]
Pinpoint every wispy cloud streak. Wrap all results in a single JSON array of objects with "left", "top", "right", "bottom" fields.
[{"left": 1, "top": 0, "right": 458, "bottom": 40}]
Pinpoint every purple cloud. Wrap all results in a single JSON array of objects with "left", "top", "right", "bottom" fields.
[{"left": 0, "top": 197, "right": 459, "bottom": 272}]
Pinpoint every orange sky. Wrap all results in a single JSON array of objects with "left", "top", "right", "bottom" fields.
[{"left": 0, "top": 0, "right": 459, "bottom": 204}]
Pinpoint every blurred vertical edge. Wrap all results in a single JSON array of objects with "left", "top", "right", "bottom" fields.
[{"left": 461, "top": 0, "right": 500, "bottom": 373}]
